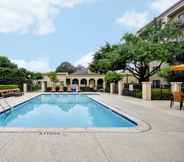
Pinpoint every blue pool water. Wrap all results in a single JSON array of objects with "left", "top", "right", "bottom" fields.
[{"left": 0, "top": 94, "right": 136, "bottom": 128}]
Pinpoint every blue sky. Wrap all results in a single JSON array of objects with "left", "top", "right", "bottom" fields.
[{"left": 0, "top": 0, "right": 179, "bottom": 72}]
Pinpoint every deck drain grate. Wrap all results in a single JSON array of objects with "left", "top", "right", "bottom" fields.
[{"left": 39, "top": 131, "right": 61, "bottom": 136}]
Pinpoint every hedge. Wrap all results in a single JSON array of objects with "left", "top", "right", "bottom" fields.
[{"left": 0, "top": 85, "right": 18, "bottom": 90}]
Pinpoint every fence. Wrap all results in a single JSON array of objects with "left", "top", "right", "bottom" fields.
[
  {"left": 122, "top": 84, "right": 142, "bottom": 98},
  {"left": 151, "top": 84, "right": 171, "bottom": 100},
  {"left": 121, "top": 83, "right": 172, "bottom": 100}
]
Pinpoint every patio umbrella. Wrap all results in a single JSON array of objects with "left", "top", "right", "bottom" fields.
[{"left": 171, "top": 64, "right": 184, "bottom": 71}]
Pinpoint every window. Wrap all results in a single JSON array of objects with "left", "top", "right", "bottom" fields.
[
  {"left": 152, "top": 80, "right": 161, "bottom": 88},
  {"left": 178, "top": 13, "right": 184, "bottom": 25}
]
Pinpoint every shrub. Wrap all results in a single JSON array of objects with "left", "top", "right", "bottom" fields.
[
  {"left": 0, "top": 84, "right": 18, "bottom": 90},
  {"left": 63, "top": 87, "right": 67, "bottom": 92},
  {"left": 32, "top": 85, "right": 41, "bottom": 92},
  {"left": 46, "top": 87, "right": 52, "bottom": 92},
  {"left": 105, "top": 71, "right": 122, "bottom": 83},
  {"left": 80, "top": 87, "right": 95, "bottom": 92}
]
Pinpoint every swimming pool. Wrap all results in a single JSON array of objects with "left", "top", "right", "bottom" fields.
[{"left": 0, "top": 94, "right": 136, "bottom": 128}]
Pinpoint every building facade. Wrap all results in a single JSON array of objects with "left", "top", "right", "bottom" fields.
[
  {"left": 39, "top": 72, "right": 105, "bottom": 92},
  {"left": 138, "top": 0, "right": 184, "bottom": 35},
  {"left": 138, "top": 0, "right": 184, "bottom": 87}
]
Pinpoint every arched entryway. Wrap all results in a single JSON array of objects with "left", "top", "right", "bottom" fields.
[
  {"left": 72, "top": 79, "right": 79, "bottom": 85},
  {"left": 80, "top": 79, "right": 87, "bottom": 87},
  {"left": 71, "top": 79, "right": 79, "bottom": 91}
]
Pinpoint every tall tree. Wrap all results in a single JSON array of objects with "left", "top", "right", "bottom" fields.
[
  {"left": 0, "top": 56, "right": 42, "bottom": 86},
  {"left": 0, "top": 56, "right": 17, "bottom": 69},
  {"left": 56, "top": 62, "right": 75, "bottom": 74},
  {"left": 140, "top": 22, "right": 184, "bottom": 65},
  {"left": 48, "top": 72, "right": 58, "bottom": 87},
  {"left": 118, "top": 33, "right": 169, "bottom": 82},
  {"left": 89, "top": 43, "right": 121, "bottom": 74},
  {"left": 89, "top": 22, "right": 183, "bottom": 82}
]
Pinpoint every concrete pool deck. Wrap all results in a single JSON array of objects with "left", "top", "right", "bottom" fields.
[{"left": 0, "top": 93, "right": 184, "bottom": 162}]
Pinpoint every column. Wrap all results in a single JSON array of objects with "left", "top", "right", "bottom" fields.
[
  {"left": 171, "top": 82, "right": 182, "bottom": 93},
  {"left": 142, "top": 82, "right": 152, "bottom": 101},
  {"left": 118, "top": 80, "right": 123, "bottom": 96},
  {"left": 87, "top": 78, "right": 89, "bottom": 87},
  {"left": 103, "top": 79, "right": 106, "bottom": 90},
  {"left": 78, "top": 78, "right": 81, "bottom": 92},
  {"left": 23, "top": 83, "right": 27, "bottom": 93},
  {"left": 110, "top": 83, "right": 115, "bottom": 94},
  {"left": 41, "top": 81, "right": 45, "bottom": 92},
  {"left": 95, "top": 78, "right": 98, "bottom": 90},
  {"left": 63, "top": 79, "right": 66, "bottom": 87}
]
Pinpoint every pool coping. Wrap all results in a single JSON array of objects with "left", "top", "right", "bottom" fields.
[{"left": 0, "top": 92, "right": 151, "bottom": 134}]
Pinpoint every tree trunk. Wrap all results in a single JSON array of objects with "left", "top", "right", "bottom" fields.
[{"left": 138, "top": 75, "right": 150, "bottom": 83}]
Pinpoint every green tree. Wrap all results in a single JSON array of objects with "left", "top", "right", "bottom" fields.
[
  {"left": 48, "top": 72, "right": 58, "bottom": 87},
  {"left": 89, "top": 43, "right": 121, "bottom": 74},
  {"left": 89, "top": 22, "right": 183, "bottom": 82},
  {"left": 105, "top": 71, "right": 122, "bottom": 83},
  {"left": 0, "top": 56, "right": 17, "bottom": 68},
  {"left": 56, "top": 62, "right": 75, "bottom": 73},
  {"left": 159, "top": 66, "right": 173, "bottom": 82},
  {"left": 118, "top": 33, "right": 169, "bottom": 82},
  {"left": 0, "top": 56, "right": 42, "bottom": 88},
  {"left": 0, "top": 67, "right": 31, "bottom": 86},
  {"left": 167, "top": 43, "right": 184, "bottom": 64},
  {"left": 139, "top": 22, "right": 182, "bottom": 43},
  {"left": 140, "top": 22, "right": 184, "bottom": 65},
  {"left": 31, "top": 72, "right": 43, "bottom": 80}
]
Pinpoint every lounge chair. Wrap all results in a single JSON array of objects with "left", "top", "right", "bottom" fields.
[
  {"left": 0, "top": 89, "right": 21, "bottom": 98},
  {"left": 0, "top": 89, "right": 24, "bottom": 98},
  {"left": 13, "top": 90, "right": 24, "bottom": 97},
  {"left": 170, "top": 92, "right": 184, "bottom": 110}
]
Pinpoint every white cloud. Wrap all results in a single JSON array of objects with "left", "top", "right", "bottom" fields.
[
  {"left": 60, "top": 0, "right": 86, "bottom": 8},
  {"left": 116, "top": 11, "right": 149, "bottom": 30},
  {"left": 74, "top": 51, "right": 95, "bottom": 67},
  {"left": 150, "top": 0, "right": 179, "bottom": 12},
  {"left": 11, "top": 58, "right": 52, "bottom": 72},
  {"left": 0, "top": 0, "right": 93, "bottom": 35},
  {"left": 116, "top": 0, "right": 179, "bottom": 30}
]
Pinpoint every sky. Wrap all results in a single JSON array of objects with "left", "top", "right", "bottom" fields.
[{"left": 0, "top": 0, "right": 180, "bottom": 72}]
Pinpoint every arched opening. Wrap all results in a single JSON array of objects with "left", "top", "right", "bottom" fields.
[
  {"left": 80, "top": 79, "right": 87, "bottom": 87},
  {"left": 66, "top": 79, "right": 71, "bottom": 85},
  {"left": 72, "top": 79, "right": 79, "bottom": 85},
  {"left": 89, "top": 79, "right": 96, "bottom": 90},
  {"left": 72, "top": 79, "right": 79, "bottom": 92},
  {"left": 97, "top": 79, "right": 104, "bottom": 90}
]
